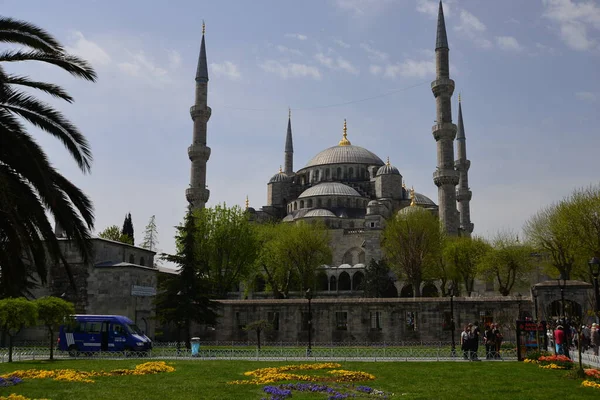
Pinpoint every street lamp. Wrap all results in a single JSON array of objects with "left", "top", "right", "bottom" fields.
[
  {"left": 516, "top": 293, "right": 523, "bottom": 320},
  {"left": 588, "top": 257, "right": 600, "bottom": 323},
  {"left": 305, "top": 288, "right": 313, "bottom": 357},
  {"left": 531, "top": 286, "right": 540, "bottom": 350},
  {"left": 449, "top": 283, "right": 456, "bottom": 357},
  {"left": 557, "top": 273, "right": 567, "bottom": 323}
]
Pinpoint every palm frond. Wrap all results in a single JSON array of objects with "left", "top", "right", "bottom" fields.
[
  {"left": 0, "top": 17, "right": 64, "bottom": 52},
  {"left": 1, "top": 90, "right": 93, "bottom": 173},
  {"left": 0, "top": 50, "right": 96, "bottom": 81},
  {"left": 0, "top": 73, "right": 73, "bottom": 102}
]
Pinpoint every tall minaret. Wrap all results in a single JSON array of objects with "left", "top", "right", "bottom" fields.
[
  {"left": 431, "top": 1, "right": 459, "bottom": 235},
  {"left": 186, "top": 22, "right": 211, "bottom": 210},
  {"left": 284, "top": 108, "right": 294, "bottom": 176},
  {"left": 455, "top": 95, "right": 474, "bottom": 236}
]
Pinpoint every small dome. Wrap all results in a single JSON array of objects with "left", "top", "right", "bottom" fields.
[
  {"left": 413, "top": 192, "right": 436, "bottom": 207},
  {"left": 269, "top": 171, "right": 291, "bottom": 183},
  {"left": 338, "top": 263, "right": 352, "bottom": 269},
  {"left": 304, "top": 209, "right": 337, "bottom": 218},
  {"left": 376, "top": 164, "right": 400, "bottom": 176},
  {"left": 302, "top": 145, "right": 384, "bottom": 169},
  {"left": 368, "top": 200, "right": 379, "bottom": 207},
  {"left": 298, "top": 182, "right": 361, "bottom": 198}
]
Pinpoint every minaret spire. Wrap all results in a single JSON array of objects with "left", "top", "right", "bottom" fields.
[
  {"left": 187, "top": 23, "right": 212, "bottom": 209},
  {"left": 431, "top": 0, "right": 460, "bottom": 235},
  {"left": 455, "top": 96, "right": 474, "bottom": 236},
  {"left": 284, "top": 108, "right": 294, "bottom": 175}
]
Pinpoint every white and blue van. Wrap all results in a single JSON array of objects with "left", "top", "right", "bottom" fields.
[{"left": 58, "top": 315, "right": 152, "bottom": 355}]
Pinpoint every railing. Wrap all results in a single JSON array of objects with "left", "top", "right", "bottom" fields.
[{"left": 1, "top": 342, "right": 519, "bottom": 363}]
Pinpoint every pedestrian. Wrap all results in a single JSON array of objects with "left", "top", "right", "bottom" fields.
[
  {"left": 554, "top": 325, "right": 565, "bottom": 355},
  {"left": 461, "top": 324, "right": 471, "bottom": 360},
  {"left": 493, "top": 324, "right": 503, "bottom": 359},
  {"left": 471, "top": 321, "right": 481, "bottom": 361},
  {"left": 591, "top": 323, "right": 599, "bottom": 356},
  {"left": 484, "top": 324, "right": 496, "bottom": 359}
]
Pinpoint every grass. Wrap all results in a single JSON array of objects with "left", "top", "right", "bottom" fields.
[{"left": 0, "top": 359, "right": 598, "bottom": 400}]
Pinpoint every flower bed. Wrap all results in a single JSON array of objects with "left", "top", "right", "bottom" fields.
[
  {"left": 261, "top": 383, "right": 393, "bottom": 400},
  {"left": 228, "top": 363, "right": 375, "bottom": 385}
]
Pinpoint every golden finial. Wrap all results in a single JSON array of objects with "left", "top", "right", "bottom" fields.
[
  {"left": 279, "top": 165, "right": 283, "bottom": 173},
  {"left": 410, "top": 186, "right": 416, "bottom": 207},
  {"left": 386, "top": 156, "right": 390, "bottom": 166},
  {"left": 458, "top": 92, "right": 461, "bottom": 103},
  {"left": 202, "top": 21, "right": 206, "bottom": 35},
  {"left": 245, "top": 195, "right": 249, "bottom": 210},
  {"left": 338, "top": 119, "right": 351, "bottom": 146}
]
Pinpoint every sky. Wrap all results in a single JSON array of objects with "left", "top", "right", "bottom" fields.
[{"left": 2, "top": 0, "right": 599, "bottom": 263}]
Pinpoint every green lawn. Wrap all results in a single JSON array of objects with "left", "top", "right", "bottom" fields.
[{"left": 0, "top": 359, "right": 597, "bottom": 400}]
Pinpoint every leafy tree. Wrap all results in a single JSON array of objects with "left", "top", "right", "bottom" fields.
[
  {"left": 194, "top": 204, "right": 259, "bottom": 298},
  {"left": 254, "top": 223, "right": 297, "bottom": 299},
  {"left": 478, "top": 231, "right": 535, "bottom": 296},
  {"left": 141, "top": 215, "right": 159, "bottom": 252},
  {"left": 382, "top": 207, "right": 443, "bottom": 297},
  {"left": 0, "top": 17, "right": 96, "bottom": 297},
  {"left": 35, "top": 296, "right": 74, "bottom": 360},
  {"left": 524, "top": 201, "right": 579, "bottom": 279},
  {"left": 121, "top": 212, "right": 134, "bottom": 244},
  {"left": 0, "top": 297, "right": 38, "bottom": 362},
  {"left": 443, "top": 236, "right": 490, "bottom": 296},
  {"left": 361, "top": 259, "right": 397, "bottom": 298},
  {"left": 243, "top": 319, "right": 272, "bottom": 350},
  {"left": 98, "top": 225, "right": 133, "bottom": 245},
  {"left": 156, "top": 207, "right": 217, "bottom": 348},
  {"left": 561, "top": 185, "right": 600, "bottom": 261}
]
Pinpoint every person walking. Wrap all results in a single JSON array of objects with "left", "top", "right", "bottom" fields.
[
  {"left": 484, "top": 324, "right": 496, "bottom": 359},
  {"left": 461, "top": 324, "right": 471, "bottom": 360},
  {"left": 471, "top": 322, "right": 481, "bottom": 361},
  {"left": 591, "top": 323, "right": 599, "bottom": 356},
  {"left": 554, "top": 325, "right": 565, "bottom": 355}
]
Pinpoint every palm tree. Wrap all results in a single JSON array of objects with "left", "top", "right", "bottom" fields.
[{"left": 0, "top": 17, "right": 97, "bottom": 297}]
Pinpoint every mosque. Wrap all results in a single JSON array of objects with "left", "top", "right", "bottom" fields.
[{"left": 186, "top": 1, "right": 473, "bottom": 297}]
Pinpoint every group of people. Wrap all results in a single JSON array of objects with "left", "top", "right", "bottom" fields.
[
  {"left": 547, "top": 321, "right": 600, "bottom": 356},
  {"left": 460, "top": 322, "right": 503, "bottom": 360}
]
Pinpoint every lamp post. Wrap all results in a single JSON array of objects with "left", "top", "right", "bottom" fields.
[
  {"left": 588, "top": 257, "right": 600, "bottom": 323},
  {"left": 557, "top": 273, "right": 567, "bottom": 323},
  {"left": 516, "top": 293, "right": 523, "bottom": 321},
  {"left": 449, "top": 283, "right": 456, "bottom": 357},
  {"left": 531, "top": 286, "right": 540, "bottom": 350},
  {"left": 305, "top": 288, "right": 313, "bottom": 357}
]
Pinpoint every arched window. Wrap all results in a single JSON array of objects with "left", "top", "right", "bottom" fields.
[
  {"left": 128, "top": 254, "right": 135, "bottom": 264},
  {"left": 317, "top": 198, "right": 322, "bottom": 207},
  {"left": 314, "top": 170, "right": 320, "bottom": 181},
  {"left": 327, "top": 198, "right": 332, "bottom": 208},
  {"left": 325, "top": 169, "right": 330, "bottom": 179},
  {"left": 294, "top": 202, "right": 298, "bottom": 211},
  {"left": 307, "top": 199, "right": 313, "bottom": 208},
  {"left": 422, "top": 283, "right": 439, "bottom": 297},
  {"left": 338, "top": 272, "right": 351, "bottom": 290},
  {"left": 140, "top": 256, "right": 145, "bottom": 266},
  {"left": 337, "top": 167, "right": 342, "bottom": 178},
  {"left": 352, "top": 271, "right": 365, "bottom": 291},
  {"left": 400, "top": 284, "right": 414, "bottom": 298},
  {"left": 349, "top": 167, "right": 354, "bottom": 179},
  {"left": 300, "top": 200, "right": 304, "bottom": 208}
]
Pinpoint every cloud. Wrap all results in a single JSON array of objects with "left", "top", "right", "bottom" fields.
[
  {"left": 369, "top": 65, "right": 382, "bottom": 75},
  {"left": 259, "top": 60, "right": 321, "bottom": 79},
  {"left": 542, "top": 0, "right": 600, "bottom": 51},
  {"left": 168, "top": 50, "right": 182, "bottom": 69},
  {"left": 333, "top": 0, "right": 392, "bottom": 16},
  {"left": 276, "top": 45, "right": 303, "bottom": 56},
  {"left": 454, "top": 10, "right": 492, "bottom": 49},
  {"left": 333, "top": 38, "right": 351, "bottom": 48},
  {"left": 117, "top": 51, "right": 168, "bottom": 80},
  {"left": 210, "top": 61, "right": 241, "bottom": 80},
  {"left": 360, "top": 43, "right": 389, "bottom": 61},
  {"left": 315, "top": 53, "right": 359, "bottom": 75},
  {"left": 575, "top": 91, "right": 597, "bottom": 101},
  {"left": 496, "top": 36, "right": 523, "bottom": 51},
  {"left": 384, "top": 59, "right": 435, "bottom": 78},
  {"left": 285, "top": 33, "right": 308, "bottom": 40},
  {"left": 66, "top": 31, "right": 111, "bottom": 67}
]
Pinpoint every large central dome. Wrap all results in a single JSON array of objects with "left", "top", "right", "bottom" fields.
[{"left": 304, "top": 145, "right": 385, "bottom": 168}]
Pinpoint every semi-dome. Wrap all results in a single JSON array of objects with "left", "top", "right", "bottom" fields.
[
  {"left": 304, "top": 209, "right": 337, "bottom": 218},
  {"left": 269, "top": 171, "right": 291, "bottom": 183},
  {"left": 303, "top": 145, "right": 384, "bottom": 168},
  {"left": 298, "top": 182, "right": 361, "bottom": 198},
  {"left": 376, "top": 164, "right": 400, "bottom": 176},
  {"left": 413, "top": 192, "right": 436, "bottom": 207}
]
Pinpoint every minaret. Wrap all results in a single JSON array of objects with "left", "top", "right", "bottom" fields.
[
  {"left": 431, "top": 1, "right": 459, "bottom": 235},
  {"left": 455, "top": 94, "right": 474, "bottom": 236},
  {"left": 186, "top": 22, "right": 212, "bottom": 210},
  {"left": 284, "top": 108, "right": 294, "bottom": 175}
]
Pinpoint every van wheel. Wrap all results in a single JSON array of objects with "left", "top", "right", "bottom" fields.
[{"left": 68, "top": 345, "right": 79, "bottom": 357}]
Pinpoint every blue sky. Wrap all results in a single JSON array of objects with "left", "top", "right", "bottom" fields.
[{"left": 3, "top": 0, "right": 599, "bottom": 259}]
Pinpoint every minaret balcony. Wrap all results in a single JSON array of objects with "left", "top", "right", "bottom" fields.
[
  {"left": 456, "top": 188, "right": 472, "bottom": 201},
  {"left": 186, "top": 187, "right": 210, "bottom": 204},
  {"left": 431, "top": 123, "right": 457, "bottom": 141},
  {"left": 431, "top": 78, "right": 455, "bottom": 96},
  {"left": 454, "top": 159, "right": 471, "bottom": 170},
  {"left": 433, "top": 169, "right": 459, "bottom": 186},
  {"left": 190, "top": 105, "right": 212, "bottom": 121},
  {"left": 188, "top": 144, "right": 211, "bottom": 161}
]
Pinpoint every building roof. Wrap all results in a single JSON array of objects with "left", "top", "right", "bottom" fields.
[
  {"left": 304, "top": 209, "right": 337, "bottom": 218},
  {"left": 376, "top": 163, "right": 400, "bottom": 176},
  {"left": 268, "top": 171, "right": 291, "bottom": 183},
  {"left": 414, "top": 192, "right": 436, "bottom": 206},
  {"left": 298, "top": 182, "right": 361, "bottom": 198},
  {"left": 302, "top": 145, "right": 384, "bottom": 169},
  {"left": 436, "top": 1, "right": 449, "bottom": 50}
]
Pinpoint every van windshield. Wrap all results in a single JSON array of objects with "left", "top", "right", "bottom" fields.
[{"left": 126, "top": 324, "right": 143, "bottom": 335}]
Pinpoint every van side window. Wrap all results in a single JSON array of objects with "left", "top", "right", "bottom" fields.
[
  {"left": 86, "top": 322, "right": 100, "bottom": 333},
  {"left": 113, "top": 324, "right": 125, "bottom": 335}
]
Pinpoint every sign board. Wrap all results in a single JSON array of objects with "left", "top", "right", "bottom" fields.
[
  {"left": 131, "top": 285, "right": 156, "bottom": 297},
  {"left": 516, "top": 320, "right": 547, "bottom": 361}
]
